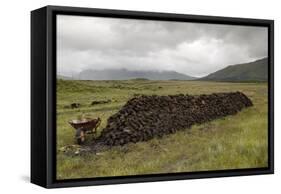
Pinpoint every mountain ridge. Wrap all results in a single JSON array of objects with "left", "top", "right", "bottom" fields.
[
  {"left": 200, "top": 57, "right": 268, "bottom": 82},
  {"left": 76, "top": 68, "right": 196, "bottom": 80}
]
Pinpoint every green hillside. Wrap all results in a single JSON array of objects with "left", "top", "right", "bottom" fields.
[{"left": 201, "top": 58, "right": 268, "bottom": 82}]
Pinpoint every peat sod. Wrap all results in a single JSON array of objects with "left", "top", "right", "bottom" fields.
[{"left": 96, "top": 92, "right": 253, "bottom": 147}]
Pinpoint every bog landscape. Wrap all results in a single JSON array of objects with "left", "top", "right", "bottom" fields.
[{"left": 57, "top": 58, "right": 268, "bottom": 179}]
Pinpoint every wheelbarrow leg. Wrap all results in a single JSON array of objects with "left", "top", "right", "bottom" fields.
[{"left": 75, "top": 128, "right": 85, "bottom": 145}]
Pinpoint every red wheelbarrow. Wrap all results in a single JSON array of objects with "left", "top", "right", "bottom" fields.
[{"left": 68, "top": 117, "right": 101, "bottom": 144}]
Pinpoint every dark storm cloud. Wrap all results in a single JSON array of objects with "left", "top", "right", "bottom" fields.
[{"left": 57, "top": 15, "right": 268, "bottom": 77}]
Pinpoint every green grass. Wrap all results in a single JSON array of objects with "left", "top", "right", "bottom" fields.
[{"left": 56, "top": 79, "right": 268, "bottom": 179}]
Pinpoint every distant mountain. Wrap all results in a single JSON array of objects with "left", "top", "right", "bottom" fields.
[
  {"left": 57, "top": 75, "right": 72, "bottom": 80},
  {"left": 77, "top": 69, "right": 196, "bottom": 80},
  {"left": 200, "top": 58, "right": 268, "bottom": 82}
]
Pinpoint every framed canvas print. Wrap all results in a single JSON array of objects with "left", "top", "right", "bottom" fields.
[{"left": 31, "top": 5, "right": 274, "bottom": 188}]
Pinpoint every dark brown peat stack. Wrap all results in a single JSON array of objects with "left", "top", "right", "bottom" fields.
[{"left": 98, "top": 92, "right": 253, "bottom": 146}]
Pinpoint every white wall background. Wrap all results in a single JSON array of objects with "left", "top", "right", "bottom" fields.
[{"left": 0, "top": 0, "right": 279, "bottom": 193}]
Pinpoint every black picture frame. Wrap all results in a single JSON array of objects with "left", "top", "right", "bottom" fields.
[{"left": 31, "top": 5, "right": 274, "bottom": 188}]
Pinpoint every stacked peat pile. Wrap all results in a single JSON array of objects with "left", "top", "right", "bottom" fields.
[{"left": 98, "top": 92, "right": 253, "bottom": 146}]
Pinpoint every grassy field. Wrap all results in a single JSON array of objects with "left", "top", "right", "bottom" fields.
[{"left": 56, "top": 79, "right": 268, "bottom": 179}]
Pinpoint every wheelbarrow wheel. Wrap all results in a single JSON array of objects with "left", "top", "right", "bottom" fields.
[
  {"left": 75, "top": 128, "right": 85, "bottom": 145},
  {"left": 77, "top": 138, "right": 82, "bottom": 145}
]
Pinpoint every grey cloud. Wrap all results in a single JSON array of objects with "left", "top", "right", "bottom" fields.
[{"left": 57, "top": 15, "right": 268, "bottom": 77}]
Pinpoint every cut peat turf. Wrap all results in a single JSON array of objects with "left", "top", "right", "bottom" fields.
[{"left": 91, "top": 92, "right": 253, "bottom": 147}]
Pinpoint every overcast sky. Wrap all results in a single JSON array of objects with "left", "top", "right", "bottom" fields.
[{"left": 57, "top": 15, "right": 268, "bottom": 77}]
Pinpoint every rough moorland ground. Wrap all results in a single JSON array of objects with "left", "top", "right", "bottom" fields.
[{"left": 56, "top": 80, "right": 268, "bottom": 179}]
